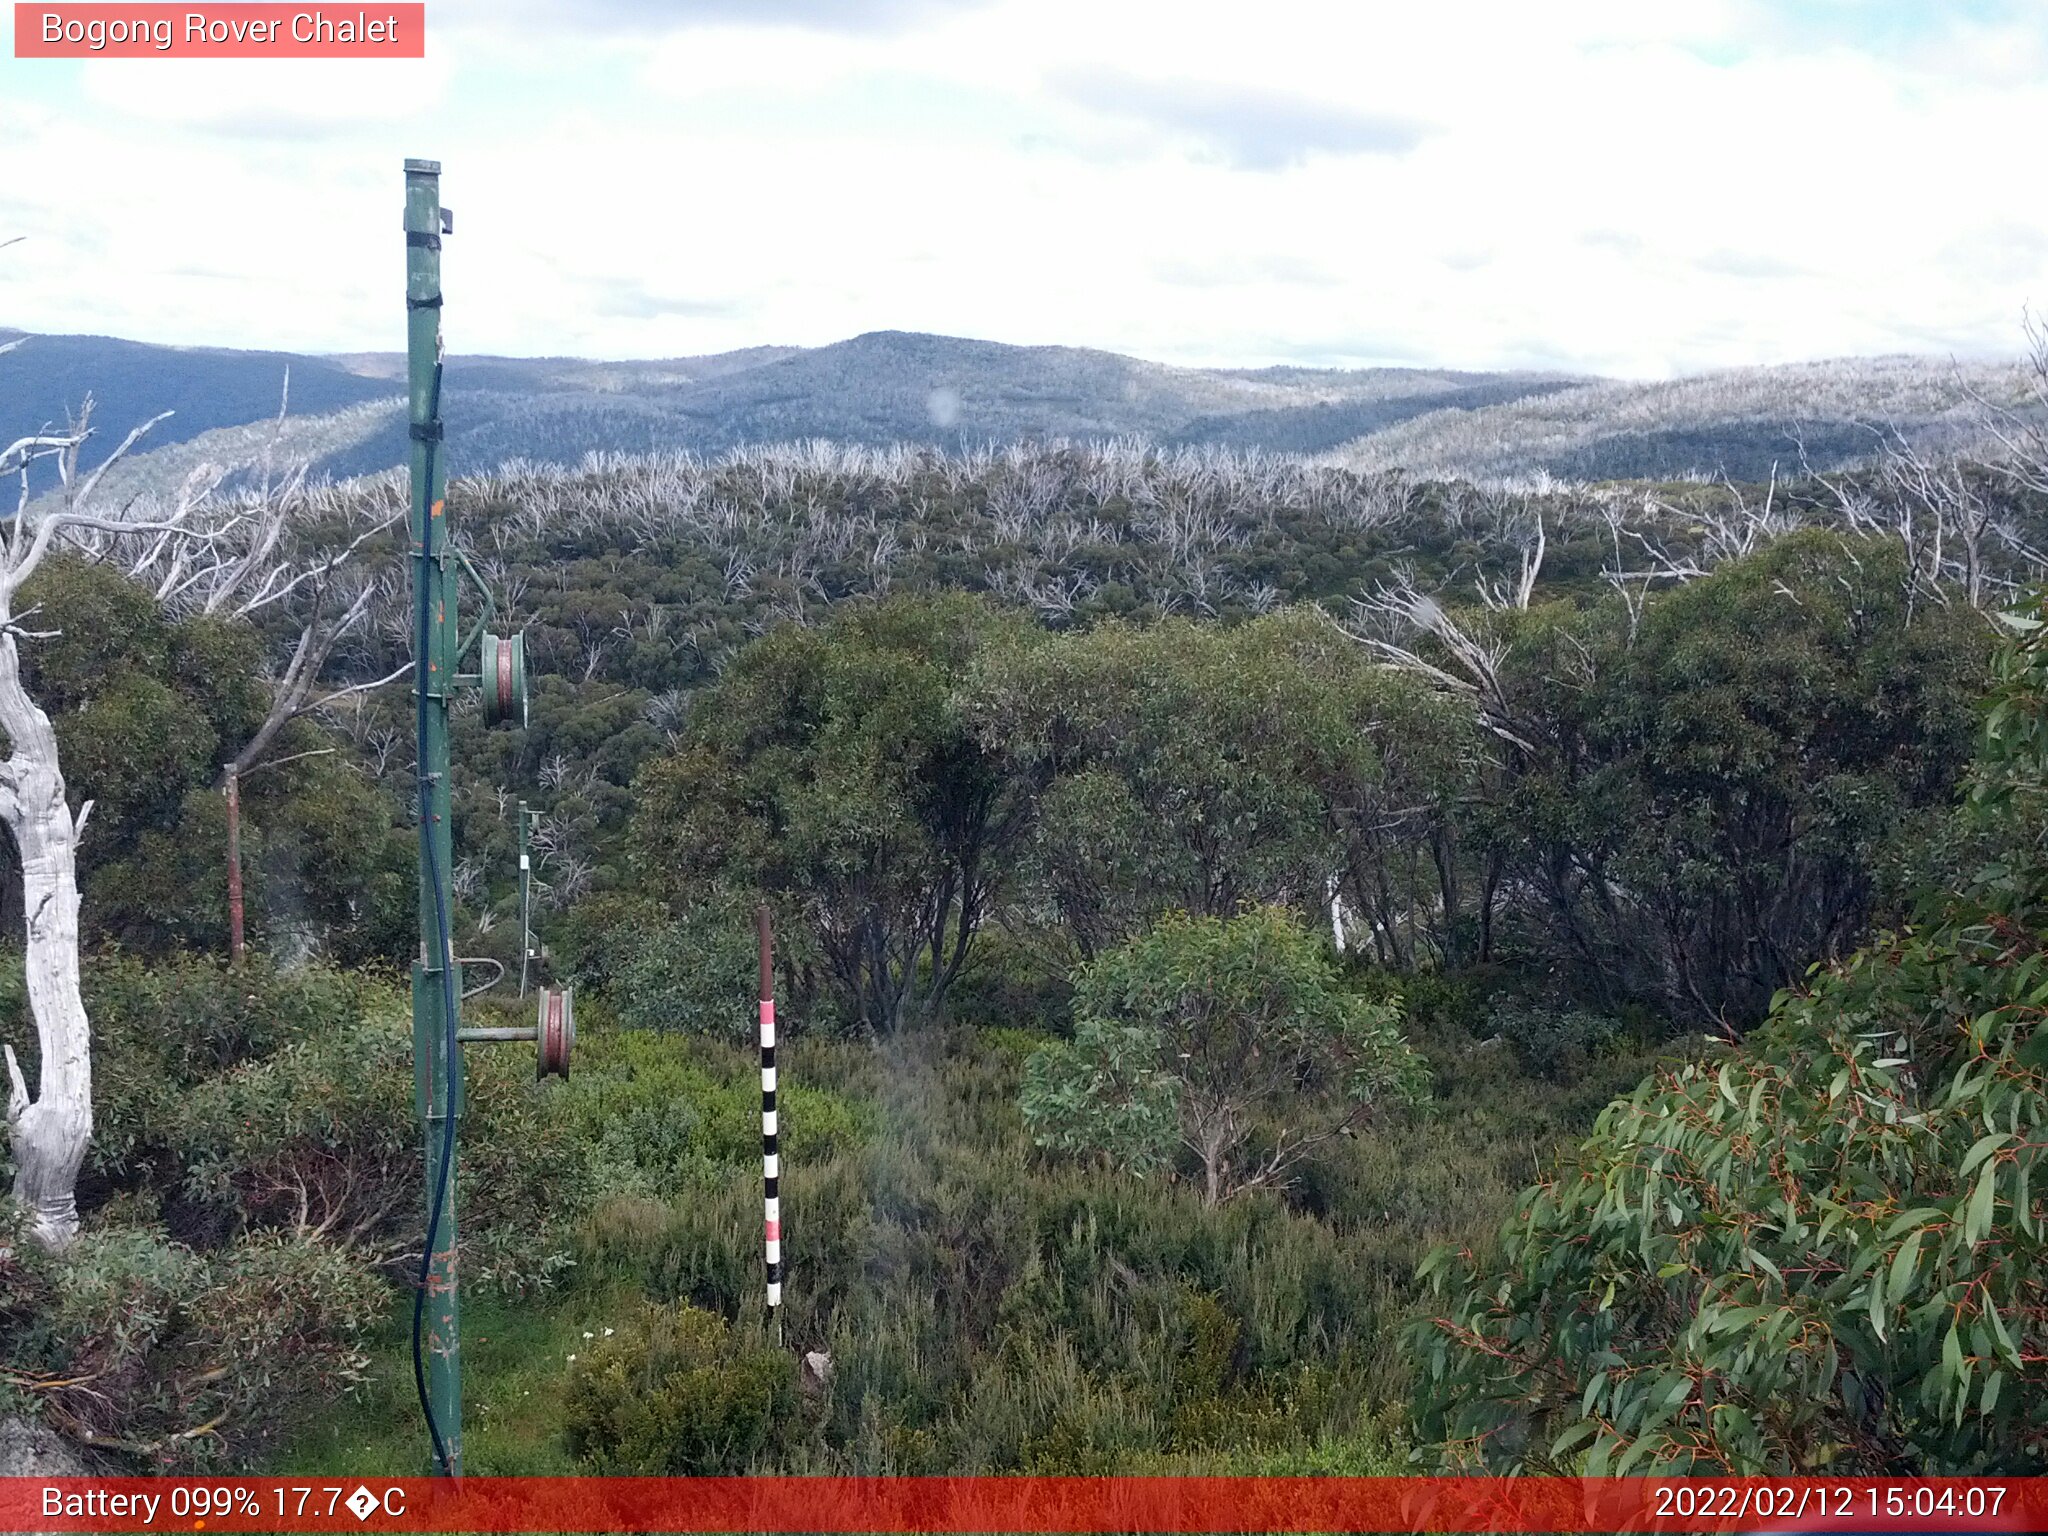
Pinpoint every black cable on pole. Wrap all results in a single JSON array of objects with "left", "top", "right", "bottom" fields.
[{"left": 409, "top": 356, "right": 460, "bottom": 1478}]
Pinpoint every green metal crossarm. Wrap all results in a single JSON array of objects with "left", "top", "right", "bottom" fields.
[{"left": 451, "top": 543, "right": 498, "bottom": 668}]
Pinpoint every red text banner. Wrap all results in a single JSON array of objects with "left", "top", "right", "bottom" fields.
[
  {"left": 13, "top": 5, "right": 425, "bottom": 57},
  {"left": 0, "top": 1476, "right": 2044, "bottom": 1533}
]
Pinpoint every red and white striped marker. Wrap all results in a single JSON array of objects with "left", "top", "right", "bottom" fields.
[{"left": 757, "top": 904, "right": 781, "bottom": 1337}]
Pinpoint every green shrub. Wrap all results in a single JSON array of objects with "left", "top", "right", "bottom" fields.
[
  {"left": 169, "top": 1017, "right": 416, "bottom": 1248},
  {"left": 1383, "top": 965, "right": 1527, "bottom": 1038},
  {"left": 1023, "top": 908, "right": 1427, "bottom": 1202},
  {"left": 569, "top": 1026, "right": 868, "bottom": 1201},
  {"left": 944, "top": 929, "right": 1073, "bottom": 1033},
  {"left": 552, "top": 891, "right": 664, "bottom": 994},
  {"left": 1489, "top": 1001, "right": 1621, "bottom": 1083},
  {"left": 580, "top": 1183, "right": 763, "bottom": 1320},
  {"left": 1224, "top": 1409, "right": 1411, "bottom": 1474},
  {"left": 0, "top": 1210, "right": 385, "bottom": 1468},
  {"left": 69, "top": 952, "right": 372, "bottom": 1181},
  {"left": 92, "top": 980, "right": 586, "bottom": 1297},
  {"left": 581, "top": 1031, "right": 1414, "bottom": 1470},
  {"left": 1409, "top": 597, "right": 2048, "bottom": 1474},
  {"left": 603, "top": 899, "right": 762, "bottom": 1039},
  {"left": 980, "top": 1025, "right": 1056, "bottom": 1067},
  {"left": 563, "top": 1301, "right": 797, "bottom": 1473}
]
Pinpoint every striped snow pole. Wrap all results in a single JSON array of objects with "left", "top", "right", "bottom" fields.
[{"left": 757, "top": 903, "right": 782, "bottom": 1343}]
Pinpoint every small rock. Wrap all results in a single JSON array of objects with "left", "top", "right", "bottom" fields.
[{"left": 0, "top": 1415, "right": 89, "bottom": 1477}]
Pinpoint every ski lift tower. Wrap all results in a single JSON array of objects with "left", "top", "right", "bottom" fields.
[{"left": 405, "top": 157, "right": 566, "bottom": 1478}]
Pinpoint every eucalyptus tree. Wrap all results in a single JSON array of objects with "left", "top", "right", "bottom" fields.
[
  {"left": 0, "top": 398, "right": 395, "bottom": 1246},
  {"left": 1411, "top": 594, "right": 2048, "bottom": 1474},
  {"left": 965, "top": 614, "right": 1332, "bottom": 958},
  {"left": 633, "top": 593, "right": 1037, "bottom": 1033},
  {"left": 967, "top": 608, "right": 1478, "bottom": 967},
  {"left": 1361, "top": 532, "right": 1987, "bottom": 1026},
  {"left": 0, "top": 404, "right": 220, "bottom": 1246}
]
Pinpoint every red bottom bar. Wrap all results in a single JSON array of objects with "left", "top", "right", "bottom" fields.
[{"left": 3, "top": 1476, "right": 2043, "bottom": 1533}]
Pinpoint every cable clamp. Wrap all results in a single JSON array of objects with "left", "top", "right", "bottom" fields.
[
  {"left": 406, "top": 231, "right": 441, "bottom": 250},
  {"left": 407, "top": 294, "right": 443, "bottom": 310},
  {"left": 410, "top": 422, "right": 444, "bottom": 442}
]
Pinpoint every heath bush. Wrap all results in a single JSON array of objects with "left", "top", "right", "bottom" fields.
[{"left": 563, "top": 1301, "right": 797, "bottom": 1473}]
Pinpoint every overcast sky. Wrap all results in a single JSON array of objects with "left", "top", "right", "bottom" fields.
[{"left": 1, "top": 0, "right": 2042, "bottom": 376}]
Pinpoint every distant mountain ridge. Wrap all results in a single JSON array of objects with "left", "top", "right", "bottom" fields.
[
  {"left": 2, "top": 325, "right": 2028, "bottom": 496},
  {"left": 1322, "top": 353, "right": 2035, "bottom": 484},
  {"left": 0, "top": 330, "right": 393, "bottom": 445},
  {"left": 0, "top": 326, "right": 1580, "bottom": 498}
]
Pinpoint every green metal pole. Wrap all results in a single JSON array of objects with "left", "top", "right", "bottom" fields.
[{"left": 405, "top": 156, "right": 462, "bottom": 1476}]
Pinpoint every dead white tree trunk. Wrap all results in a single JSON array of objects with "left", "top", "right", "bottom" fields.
[
  {"left": 218, "top": 581, "right": 407, "bottom": 785},
  {"left": 0, "top": 253, "right": 93, "bottom": 1244},
  {"left": 0, "top": 372, "right": 408, "bottom": 1244},
  {"left": 0, "top": 615, "right": 92, "bottom": 1249},
  {"left": 0, "top": 401, "right": 213, "bottom": 1248},
  {"left": 0, "top": 375, "right": 372, "bottom": 1246},
  {"left": 0, "top": 247, "right": 91, "bottom": 1246}
]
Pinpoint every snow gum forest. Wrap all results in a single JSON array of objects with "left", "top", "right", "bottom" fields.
[{"left": 1, "top": 330, "right": 2046, "bottom": 1481}]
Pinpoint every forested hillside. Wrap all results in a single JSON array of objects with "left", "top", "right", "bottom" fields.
[
  {"left": 0, "top": 328, "right": 1575, "bottom": 503},
  {"left": 1327, "top": 354, "right": 2041, "bottom": 484},
  {"left": 2, "top": 373, "right": 2046, "bottom": 1476},
  {"left": 16, "top": 325, "right": 2036, "bottom": 511},
  {"left": 0, "top": 329, "right": 394, "bottom": 454}
]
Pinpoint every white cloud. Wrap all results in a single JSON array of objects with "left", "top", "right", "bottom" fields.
[
  {"left": 74, "top": 54, "right": 453, "bottom": 134},
  {"left": 0, "top": 0, "right": 2040, "bottom": 375}
]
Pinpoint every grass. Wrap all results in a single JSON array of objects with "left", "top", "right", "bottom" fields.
[
  {"left": 279, "top": 1279, "right": 642, "bottom": 1477},
  {"left": 279, "top": 983, "right": 1678, "bottom": 1477}
]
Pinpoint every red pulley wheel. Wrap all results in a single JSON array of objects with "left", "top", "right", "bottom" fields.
[
  {"left": 480, "top": 631, "right": 528, "bottom": 729},
  {"left": 496, "top": 636, "right": 514, "bottom": 720},
  {"left": 537, "top": 986, "right": 574, "bottom": 1079}
]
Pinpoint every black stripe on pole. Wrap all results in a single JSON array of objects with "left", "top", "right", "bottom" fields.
[{"left": 759, "top": 902, "right": 782, "bottom": 1340}]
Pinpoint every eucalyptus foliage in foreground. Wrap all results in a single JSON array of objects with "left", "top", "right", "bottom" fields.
[{"left": 1411, "top": 602, "right": 2048, "bottom": 1473}]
